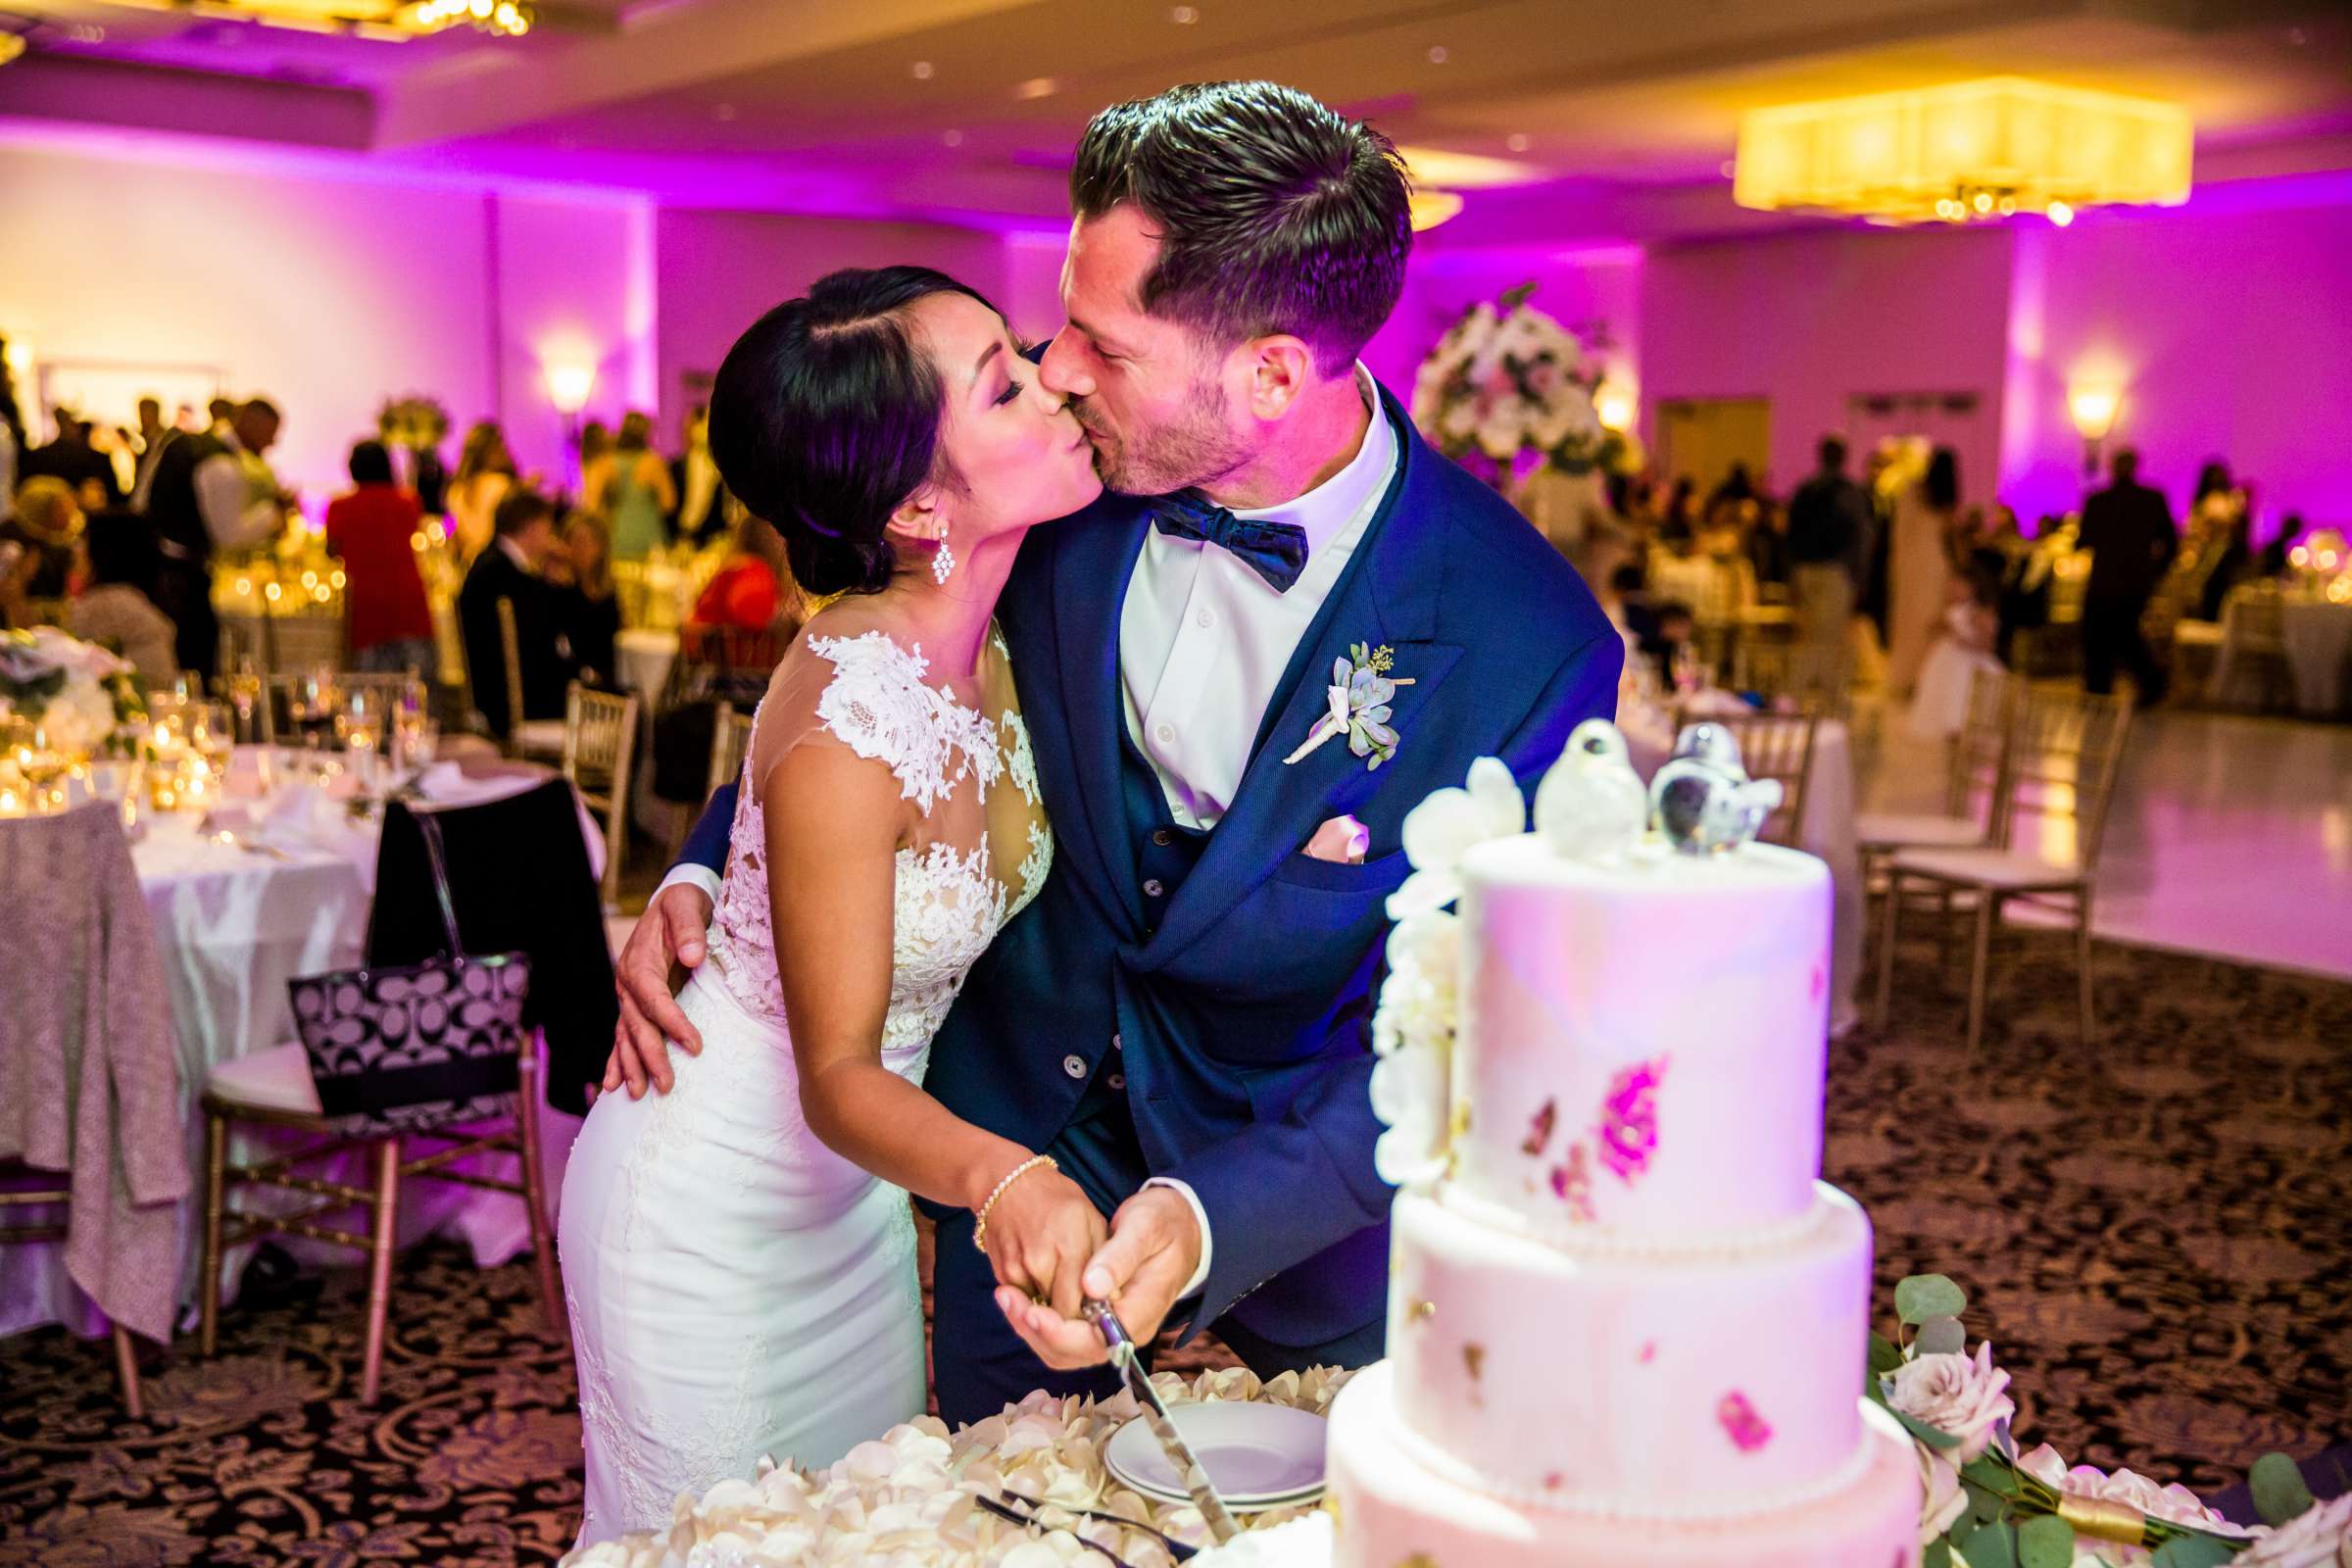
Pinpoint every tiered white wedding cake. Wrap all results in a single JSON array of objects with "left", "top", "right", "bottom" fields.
[{"left": 1319, "top": 721, "right": 1921, "bottom": 1568}]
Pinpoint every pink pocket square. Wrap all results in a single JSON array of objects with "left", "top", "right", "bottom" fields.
[{"left": 1304, "top": 813, "right": 1371, "bottom": 865}]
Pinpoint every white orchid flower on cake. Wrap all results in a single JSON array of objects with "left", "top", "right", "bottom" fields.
[{"left": 1387, "top": 756, "right": 1526, "bottom": 920}]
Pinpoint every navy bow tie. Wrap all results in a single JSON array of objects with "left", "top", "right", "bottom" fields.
[{"left": 1152, "top": 492, "right": 1310, "bottom": 594}]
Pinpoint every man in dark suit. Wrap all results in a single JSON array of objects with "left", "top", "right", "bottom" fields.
[
  {"left": 2076, "top": 448, "right": 2179, "bottom": 702},
  {"left": 602, "top": 80, "right": 1621, "bottom": 1425},
  {"left": 458, "top": 487, "right": 576, "bottom": 738}
]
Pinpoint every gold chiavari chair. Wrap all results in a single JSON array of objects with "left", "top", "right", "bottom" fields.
[
  {"left": 496, "top": 598, "right": 565, "bottom": 760},
  {"left": 0, "top": 1165, "right": 144, "bottom": 1416},
  {"left": 708, "top": 701, "right": 755, "bottom": 800},
  {"left": 563, "top": 681, "right": 640, "bottom": 909},
  {"left": 1875, "top": 687, "right": 2133, "bottom": 1055},
  {"left": 1857, "top": 665, "right": 2015, "bottom": 879}
]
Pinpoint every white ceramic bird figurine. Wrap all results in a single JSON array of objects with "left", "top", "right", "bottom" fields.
[
  {"left": 1649, "top": 722, "right": 1783, "bottom": 855},
  {"left": 1535, "top": 718, "right": 1649, "bottom": 862}
]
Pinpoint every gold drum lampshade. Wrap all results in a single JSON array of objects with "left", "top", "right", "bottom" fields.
[{"left": 1735, "top": 76, "right": 2190, "bottom": 223}]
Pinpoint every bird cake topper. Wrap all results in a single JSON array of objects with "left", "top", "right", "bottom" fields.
[
  {"left": 1535, "top": 718, "right": 1648, "bottom": 863},
  {"left": 1648, "top": 722, "right": 1783, "bottom": 855}
]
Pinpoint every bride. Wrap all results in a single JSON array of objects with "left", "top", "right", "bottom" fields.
[{"left": 558, "top": 266, "right": 1107, "bottom": 1546}]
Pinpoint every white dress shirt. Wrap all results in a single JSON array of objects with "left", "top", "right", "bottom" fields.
[
  {"left": 1119, "top": 366, "right": 1397, "bottom": 829},
  {"left": 137, "top": 427, "right": 279, "bottom": 552},
  {"left": 662, "top": 367, "right": 1400, "bottom": 1304}
]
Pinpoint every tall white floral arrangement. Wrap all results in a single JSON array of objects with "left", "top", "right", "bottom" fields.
[{"left": 1411, "top": 283, "right": 1609, "bottom": 477}]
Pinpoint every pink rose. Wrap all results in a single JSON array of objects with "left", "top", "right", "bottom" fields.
[
  {"left": 1913, "top": 1440, "right": 1968, "bottom": 1544},
  {"left": 1882, "top": 1344, "right": 2016, "bottom": 1463},
  {"left": 2234, "top": 1494, "right": 2352, "bottom": 1568},
  {"left": 2014, "top": 1444, "right": 2244, "bottom": 1536}
]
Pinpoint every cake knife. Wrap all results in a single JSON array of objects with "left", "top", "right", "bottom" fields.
[{"left": 1082, "top": 1298, "right": 1242, "bottom": 1545}]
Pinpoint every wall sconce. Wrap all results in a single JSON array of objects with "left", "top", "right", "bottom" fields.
[
  {"left": 2067, "top": 384, "right": 2120, "bottom": 475},
  {"left": 1594, "top": 381, "right": 1637, "bottom": 434},
  {"left": 545, "top": 363, "right": 596, "bottom": 416}
]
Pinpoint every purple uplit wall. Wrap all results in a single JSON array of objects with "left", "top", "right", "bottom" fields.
[
  {"left": 1997, "top": 196, "right": 2352, "bottom": 537},
  {"left": 1363, "top": 245, "right": 1644, "bottom": 408},
  {"left": 652, "top": 209, "right": 1042, "bottom": 443}
]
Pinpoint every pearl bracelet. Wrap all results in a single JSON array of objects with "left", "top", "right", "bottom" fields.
[{"left": 972, "top": 1154, "right": 1058, "bottom": 1255}]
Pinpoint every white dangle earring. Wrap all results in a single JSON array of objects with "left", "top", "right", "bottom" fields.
[{"left": 931, "top": 522, "right": 956, "bottom": 585}]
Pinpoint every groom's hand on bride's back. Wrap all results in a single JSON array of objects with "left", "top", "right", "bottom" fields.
[{"left": 604, "top": 881, "right": 713, "bottom": 1099}]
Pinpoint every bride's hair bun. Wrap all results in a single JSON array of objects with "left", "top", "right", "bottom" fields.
[{"left": 709, "top": 266, "right": 997, "bottom": 598}]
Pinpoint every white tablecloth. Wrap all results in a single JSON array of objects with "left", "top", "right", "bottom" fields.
[
  {"left": 2280, "top": 599, "right": 2352, "bottom": 717},
  {"left": 615, "top": 627, "right": 679, "bottom": 701},
  {"left": 1623, "top": 704, "right": 1863, "bottom": 1038},
  {"left": 1, "top": 751, "right": 594, "bottom": 1341}
]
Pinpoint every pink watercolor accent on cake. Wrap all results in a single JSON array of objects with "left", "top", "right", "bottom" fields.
[
  {"left": 1547, "top": 1143, "right": 1595, "bottom": 1221},
  {"left": 1811, "top": 964, "right": 1827, "bottom": 1003},
  {"left": 1637, "top": 1341, "right": 1656, "bottom": 1364},
  {"left": 1595, "top": 1055, "right": 1670, "bottom": 1185},
  {"left": 1523, "top": 1098, "right": 1558, "bottom": 1157},
  {"left": 1717, "top": 1391, "right": 1774, "bottom": 1452}
]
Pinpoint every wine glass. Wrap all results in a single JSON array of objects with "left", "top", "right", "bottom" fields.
[
  {"left": 338, "top": 689, "right": 383, "bottom": 792},
  {"left": 226, "top": 659, "right": 265, "bottom": 745}
]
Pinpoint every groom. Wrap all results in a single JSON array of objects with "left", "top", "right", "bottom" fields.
[{"left": 607, "top": 79, "right": 1622, "bottom": 1427}]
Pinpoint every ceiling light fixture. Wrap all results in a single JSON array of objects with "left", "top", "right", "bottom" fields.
[
  {"left": 1407, "top": 190, "right": 1465, "bottom": 231},
  {"left": 1427, "top": 45, "right": 1448, "bottom": 64},
  {"left": 104, "top": 0, "right": 534, "bottom": 37},
  {"left": 911, "top": 60, "right": 934, "bottom": 79},
  {"left": 1734, "top": 76, "right": 2190, "bottom": 224},
  {"left": 0, "top": 31, "right": 24, "bottom": 64},
  {"left": 1016, "top": 75, "right": 1057, "bottom": 100},
  {"left": 1171, "top": 6, "right": 1199, "bottom": 23},
  {"left": 943, "top": 128, "right": 963, "bottom": 147},
  {"left": 1506, "top": 134, "right": 1530, "bottom": 153}
]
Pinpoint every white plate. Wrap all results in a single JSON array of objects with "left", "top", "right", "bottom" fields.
[{"left": 1104, "top": 1402, "right": 1328, "bottom": 1508}]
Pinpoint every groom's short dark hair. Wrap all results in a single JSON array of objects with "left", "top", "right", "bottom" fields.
[{"left": 1070, "top": 80, "right": 1412, "bottom": 375}]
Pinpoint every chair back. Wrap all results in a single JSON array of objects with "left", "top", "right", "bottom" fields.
[
  {"left": 1944, "top": 665, "right": 2016, "bottom": 819},
  {"left": 1691, "top": 710, "right": 1819, "bottom": 848},
  {"left": 1993, "top": 687, "right": 2133, "bottom": 869},
  {"left": 708, "top": 701, "right": 755, "bottom": 798},
  {"left": 2225, "top": 581, "right": 2286, "bottom": 650},
  {"left": 563, "top": 682, "right": 639, "bottom": 796},
  {"left": 495, "top": 597, "right": 526, "bottom": 739},
  {"left": 22, "top": 596, "right": 70, "bottom": 628}
]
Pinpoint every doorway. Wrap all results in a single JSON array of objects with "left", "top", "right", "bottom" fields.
[{"left": 1654, "top": 397, "right": 1771, "bottom": 498}]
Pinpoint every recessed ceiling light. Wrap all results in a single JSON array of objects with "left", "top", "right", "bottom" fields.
[
  {"left": 713, "top": 103, "right": 736, "bottom": 122},
  {"left": 1506, "top": 133, "right": 1529, "bottom": 153},
  {"left": 1427, "top": 45, "right": 1448, "bottom": 64},
  {"left": 1719, "top": 159, "right": 1736, "bottom": 178},
  {"left": 944, "top": 128, "right": 964, "bottom": 147},
  {"left": 67, "top": 23, "right": 106, "bottom": 42},
  {"left": 1016, "top": 75, "right": 1057, "bottom": 100},
  {"left": 2285, "top": 26, "right": 2307, "bottom": 45},
  {"left": 911, "top": 60, "right": 934, "bottom": 80},
  {"left": 1171, "top": 6, "right": 1200, "bottom": 23}
]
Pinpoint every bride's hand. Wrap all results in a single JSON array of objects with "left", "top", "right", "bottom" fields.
[{"left": 982, "top": 1166, "right": 1109, "bottom": 1320}]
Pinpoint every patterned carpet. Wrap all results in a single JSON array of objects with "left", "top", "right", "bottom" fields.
[{"left": 3, "top": 931, "right": 2346, "bottom": 1565}]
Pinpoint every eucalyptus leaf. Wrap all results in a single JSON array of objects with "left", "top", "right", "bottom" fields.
[
  {"left": 2250, "top": 1451, "right": 2316, "bottom": 1526},
  {"left": 1962, "top": 1452, "right": 2022, "bottom": 1495},
  {"left": 1950, "top": 1510, "right": 1981, "bottom": 1551},
  {"left": 2017, "top": 1515, "right": 2075, "bottom": 1568},
  {"left": 1968, "top": 1520, "right": 2018, "bottom": 1568},
  {"left": 1961, "top": 1478, "right": 2007, "bottom": 1526},
  {"left": 2149, "top": 1536, "right": 2238, "bottom": 1568},
  {"left": 1897, "top": 1274, "right": 1969, "bottom": 1324},
  {"left": 1925, "top": 1541, "right": 1952, "bottom": 1568},
  {"left": 1869, "top": 1332, "right": 1906, "bottom": 1377},
  {"left": 1917, "top": 1315, "right": 1969, "bottom": 1356}
]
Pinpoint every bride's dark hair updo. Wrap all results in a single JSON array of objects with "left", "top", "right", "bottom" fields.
[{"left": 709, "top": 266, "right": 999, "bottom": 598}]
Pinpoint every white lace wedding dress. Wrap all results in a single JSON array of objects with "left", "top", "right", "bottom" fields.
[{"left": 559, "top": 626, "right": 1053, "bottom": 1548}]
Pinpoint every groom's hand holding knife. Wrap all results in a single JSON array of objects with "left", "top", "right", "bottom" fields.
[{"left": 997, "top": 1186, "right": 1202, "bottom": 1369}]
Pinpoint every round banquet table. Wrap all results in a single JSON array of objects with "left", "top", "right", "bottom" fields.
[
  {"left": 1620, "top": 699, "right": 1864, "bottom": 1039},
  {"left": 2279, "top": 598, "right": 2352, "bottom": 717},
  {"left": 0, "top": 750, "right": 597, "bottom": 1342}
]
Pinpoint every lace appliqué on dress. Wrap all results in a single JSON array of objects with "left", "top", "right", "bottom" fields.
[{"left": 808, "top": 632, "right": 1003, "bottom": 812}]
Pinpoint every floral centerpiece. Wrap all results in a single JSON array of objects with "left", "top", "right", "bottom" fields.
[
  {"left": 1410, "top": 283, "right": 1617, "bottom": 482},
  {"left": 0, "top": 626, "right": 149, "bottom": 758}
]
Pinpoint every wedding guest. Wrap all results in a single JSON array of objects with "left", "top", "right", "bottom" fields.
[
  {"left": 1658, "top": 476, "right": 1697, "bottom": 546},
  {"left": 65, "top": 509, "right": 177, "bottom": 681},
  {"left": 582, "top": 411, "right": 676, "bottom": 562},
  {"left": 142, "top": 397, "right": 287, "bottom": 682},
  {"left": 578, "top": 418, "right": 613, "bottom": 475},
  {"left": 129, "top": 396, "right": 172, "bottom": 502},
  {"left": 458, "top": 487, "right": 575, "bottom": 739},
  {"left": 0, "top": 350, "right": 21, "bottom": 506},
  {"left": 546, "top": 509, "right": 622, "bottom": 688},
  {"left": 2261, "top": 514, "right": 2307, "bottom": 578},
  {"left": 1908, "top": 564, "right": 2002, "bottom": 743},
  {"left": 667, "top": 404, "right": 728, "bottom": 546},
  {"left": 3, "top": 475, "right": 86, "bottom": 600},
  {"left": 1787, "top": 434, "right": 1870, "bottom": 672},
  {"left": 447, "top": 420, "right": 518, "bottom": 564},
  {"left": 1641, "top": 599, "right": 1696, "bottom": 689},
  {"left": 324, "top": 439, "right": 436, "bottom": 675},
  {"left": 1886, "top": 445, "right": 1961, "bottom": 696},
  {"left": 23, "top": 412, "right": 123, "bottom": 511},
  {"left": 2077, "top": 448, "right": 2178, "bottom": 703}
]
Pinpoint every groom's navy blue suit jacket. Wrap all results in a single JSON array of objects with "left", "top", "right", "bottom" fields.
[{"left": 680, "top": 383, "right": 1621, "bottom": 1352}]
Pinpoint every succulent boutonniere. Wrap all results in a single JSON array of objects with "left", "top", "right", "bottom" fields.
[{"left": 1286, "top": 642, "right": 1414, "bottom": 770}]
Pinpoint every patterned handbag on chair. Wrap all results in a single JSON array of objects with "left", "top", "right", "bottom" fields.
[{"left": 287, "top": 809, "right": 532, "bottom": 1134}]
